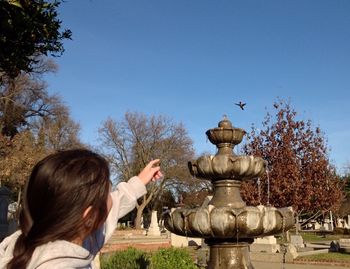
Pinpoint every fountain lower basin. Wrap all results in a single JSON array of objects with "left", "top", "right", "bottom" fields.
[{"left": 165, "top": 204, "right": 294, "bottom": 239}]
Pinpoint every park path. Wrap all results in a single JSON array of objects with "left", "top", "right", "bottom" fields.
[{"left": 253, "top": 261, "right": 350, "bottom": 269}]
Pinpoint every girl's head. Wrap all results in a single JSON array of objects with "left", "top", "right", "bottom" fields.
[
  {"left": 24, "top": 148, "right": 111, "bottom": 239},
  {"left": 8, "top": 149, "right": 111, "bottom": 269}
]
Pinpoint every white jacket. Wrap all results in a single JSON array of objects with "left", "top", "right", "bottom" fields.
[{"left": 0, "top": 176, "right": 146, "bottom": 269}]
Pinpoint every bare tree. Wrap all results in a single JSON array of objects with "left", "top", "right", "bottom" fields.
[
  {"left": 0, "top": 61, "right": 62, "bottom": 138},
  {"left": 98, "top": 112, "right": 195, "bottom": 229},
  {"left": 32, "top": 105, "right": 82, "bottom": 151}
]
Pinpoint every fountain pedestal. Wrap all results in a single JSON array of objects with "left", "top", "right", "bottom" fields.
[
  {"left": 206, "top": 239, "right": 254, "bottom": 269},
  {"left": 165, "top": 117, "right": 295, "bottom": 269}
]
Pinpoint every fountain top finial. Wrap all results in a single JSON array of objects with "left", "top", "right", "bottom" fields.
[{"left": 218, "top": 115, "right": 233, "bottom": 128}]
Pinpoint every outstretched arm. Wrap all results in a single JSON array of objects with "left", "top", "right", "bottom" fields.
[{"left": 90, "top": 159, "right": 163, "bottom": 251}]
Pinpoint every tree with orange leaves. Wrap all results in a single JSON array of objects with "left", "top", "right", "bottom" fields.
[{"left": 241, "top": 99, "right": 344, "bottom": 221}]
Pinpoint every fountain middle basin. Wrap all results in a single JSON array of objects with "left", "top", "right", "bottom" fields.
[{"left": 188, "top": 155, "right": 268, "bottom": 180}]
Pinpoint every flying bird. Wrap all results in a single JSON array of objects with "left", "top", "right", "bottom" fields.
[{"left": 235, "top": 101, "right": 246, "bottom": 110}]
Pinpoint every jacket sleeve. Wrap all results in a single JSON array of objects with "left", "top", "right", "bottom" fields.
[
  {"left": 84, "top": 176, "right": 147, "bottom": 255},
  {"left": 104, "top": 176, "right": 147, "bottom": 240}
]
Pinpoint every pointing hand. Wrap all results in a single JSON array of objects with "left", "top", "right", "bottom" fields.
[{"left": 138, "top": 159, "right": 163, "bottom": 185}]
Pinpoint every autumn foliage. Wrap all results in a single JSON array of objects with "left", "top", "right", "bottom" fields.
[
  {"left": 241, "top": 99, "right": 344, "bottom": 215},
  {"left": 0, "top": 63, "right": 82, "bottom": 198}
]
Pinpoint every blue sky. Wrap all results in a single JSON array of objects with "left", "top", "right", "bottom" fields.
[{"left": 45, "top": 0, "right": 350, "bottom": 173}]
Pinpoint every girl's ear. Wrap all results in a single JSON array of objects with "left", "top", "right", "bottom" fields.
[
  {"left": 83, "top": 206, "right": 95, "bottom": 230},
  {"left": 83, "top": 206, "right": 93, "bottom": 219}
]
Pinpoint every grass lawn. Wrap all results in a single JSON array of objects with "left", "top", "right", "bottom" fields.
[
  {"left": 300, "top": 232, "right": 342, "bottom": 242},
  {"left": 296, "top": 252, "right": 350, "bottom": 263},
  {"left": 275, "top": 232, "right": 339, "bottom": 244}
]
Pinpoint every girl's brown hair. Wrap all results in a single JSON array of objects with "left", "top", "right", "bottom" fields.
[{"left": 7, "top": 149, "right": 111, "bottom": 269}]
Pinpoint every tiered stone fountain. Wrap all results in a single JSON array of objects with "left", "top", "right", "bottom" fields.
[{"left": 165, "top": 117, "right": 295, "bottom": 269}]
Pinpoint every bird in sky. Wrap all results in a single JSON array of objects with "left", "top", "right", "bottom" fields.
[{"left": 235, "top": 101, "right": 246, "bottom": 110}]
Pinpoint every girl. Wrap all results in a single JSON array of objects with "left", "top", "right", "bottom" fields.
[{"left": 0, "top": 149, "right": 162, "bottom": 268}]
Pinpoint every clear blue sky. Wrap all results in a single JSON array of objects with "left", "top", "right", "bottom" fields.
[{"left": 45, "top": 0, "right": 350, "bottom": 173}]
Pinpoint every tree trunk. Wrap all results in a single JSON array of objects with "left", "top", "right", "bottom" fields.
[
  {"left": 16, "top": 188, "right": 22, "bottom": 223},
  {"left": 295, "top": 214, "right": 300, "bottom": 234},
  {"left": 330, "top": 210, "right": 334, "bottom": 231},
  {"left": 134, "top": 203, "right": 147, "bottom": 230},
  {"left": 134, "top": 186, "right": 157, "bottom": 229}
]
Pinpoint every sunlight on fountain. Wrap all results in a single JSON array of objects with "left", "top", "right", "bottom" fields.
[{"left": 165, "top": 117, "right": 295, "bottom": 269}]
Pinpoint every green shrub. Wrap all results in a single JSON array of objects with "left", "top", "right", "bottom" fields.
[
  {"left": 149, "top": 248, "right": 197, "bottom": 269},
  {"left": 101, "top": 247, "right": 149, "bottom": 269},
  {"left": 101, "top": 247, "right": 199, "bottom": 269}
]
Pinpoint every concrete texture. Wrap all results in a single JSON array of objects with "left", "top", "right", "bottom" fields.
[
  {"left": 102, "top": 230, "right": 171, "bottom": 253},
  {"left": 253, "top": 261, "right": 350, "bottom": 269}
]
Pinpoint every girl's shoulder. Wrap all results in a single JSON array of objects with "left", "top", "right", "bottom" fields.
[
  {"left": 0, "top": 231, "right": 21, "bottom": 268},
  {"left": 29, "top": 240, "right": 93, "bottom": 269},
  {"left": 0, "top": 231, "right": 94, "bottom": 269}
]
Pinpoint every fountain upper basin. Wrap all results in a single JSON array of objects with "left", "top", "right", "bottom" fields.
[
  {"left": 188, "top": 155, "right": 267, "bottom": 180},
  {"left": 206, "top": 127, "right": 246, "bottom": 146},
  {"left": 165, "top": 205, "right": 294, "bottom": 239}
]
